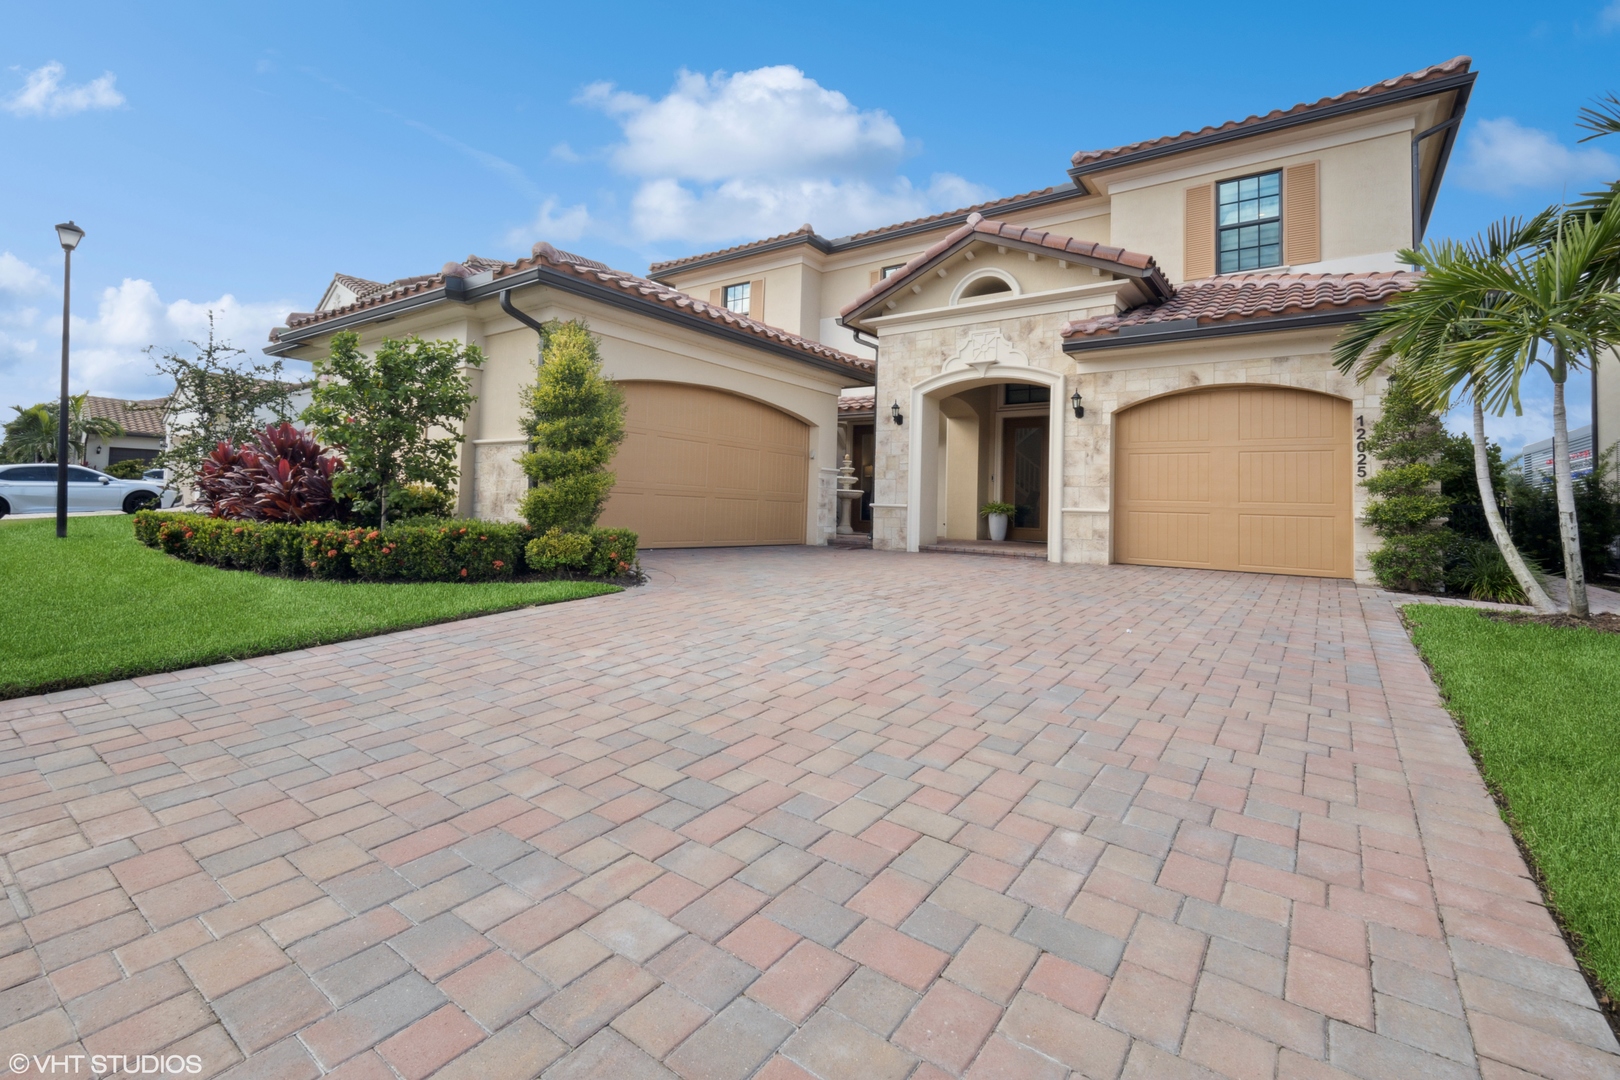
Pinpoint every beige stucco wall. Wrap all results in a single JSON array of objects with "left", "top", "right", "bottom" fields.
[
  {"left": 281, "top": 286, "right": 853, "bottom": 544},
  {"left": 1596, "top": 347, "right": 1620, "bottom": 461}
]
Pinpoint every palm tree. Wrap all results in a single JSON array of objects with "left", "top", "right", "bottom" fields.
[
  {"left": 1415, "top": 199, "right": 1620, "bottom": 617},
  {"left": 1335, "top": 215, "right": 1559, "bottom": 613},
  {"left": 1, "top": 404, "right": 56, "bottom": 463}
]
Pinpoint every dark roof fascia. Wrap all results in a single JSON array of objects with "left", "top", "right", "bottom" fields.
[
  {"left": 650, "top": 184, "right": 1089, "bottom": 282},
  {"left": 1067, "top": 71, "right": 1478, "bottom": 184},
  {"left": 270, "top": 268, "right": 875, "bottom": 385},
  {"left": 1062, "top": 307, "right": 1372, "bottom": 354},
  {"left": 1418, "top": 76, "right": 1474, "bottom": 240},
  {"left": 845, "top": 233, "right": 1167, "bottom": 329}
]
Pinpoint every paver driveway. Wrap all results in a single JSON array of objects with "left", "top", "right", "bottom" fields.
[{"left": 1, "top": 548, "right": 1615, "bottom": 1080}]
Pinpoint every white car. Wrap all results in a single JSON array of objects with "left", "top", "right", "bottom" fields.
[{"left": 0, "top": 463, "right": 177, "bottom": 517}]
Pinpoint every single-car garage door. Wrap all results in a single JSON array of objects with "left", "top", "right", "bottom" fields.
[
  {"left": 600, "top": 382, "right": 809, "bottom": 548},
  {"left": 1114, "top": 386, "right": 1353, "bottom": 578}
]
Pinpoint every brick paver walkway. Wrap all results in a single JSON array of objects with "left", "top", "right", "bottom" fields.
[{"left": 1, "top": 548, "right": 1616, "bottom": 1079}]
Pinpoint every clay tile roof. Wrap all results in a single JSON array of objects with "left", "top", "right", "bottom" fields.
[
  {"left": 1070, "top": 57, "right": 1472, "bottom": 169},
  {"left": 647, "top": 224, "right": 824, "bottom": 275},
  {"left": 1060, "top": 271, "right": 1420, "bottom": 340},
  {"left": 332, "top": 273, "right": 387, "bottom": 300},
  {"left": 275, "top": 245, "right": 872, "bottom": 379},
  {"left": 838, "top": 393, "right": 875, "bottom": 414},
  {"left": 81, "top": 395, "right": 168, "bottom": 438},
  {"left": 840, "top": 213, "right": 1169, "bottom": 321},
  {"left": 836, "top": 186, "right": 1065, "bottom": 243}
]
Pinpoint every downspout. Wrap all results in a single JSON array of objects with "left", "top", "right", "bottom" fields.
[
  {"left": 1411, "top": 115, "right": 1462, "bottom": 247},
  {"left": 499, "top": 288, "right": 549, "bottom": 351}
]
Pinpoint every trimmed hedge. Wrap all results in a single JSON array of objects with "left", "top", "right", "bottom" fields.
[
  {"left": 136, "top": 511, "right": 532, "bottom": 583},
  {"left": 135, "top": 511, "right": 637, "bottom": 583}
]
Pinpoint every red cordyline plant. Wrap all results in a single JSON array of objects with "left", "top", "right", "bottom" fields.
[{"left": 196, "top": 422, "right": 344, "bottom": 522}]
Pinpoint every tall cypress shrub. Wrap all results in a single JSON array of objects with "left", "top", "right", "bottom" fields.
[
  {"left": 1362, "top": 375, "right": 1454, "bottom": 592},
  {"left": 519, "top": 321, "right": 625, "bottom": 533}
]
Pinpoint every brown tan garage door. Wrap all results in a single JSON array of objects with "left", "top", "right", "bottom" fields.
[
  {"left": 599, "top": 382, "right": 809, "bottom": 548},
  {"left": 1114, "top": 386, "right": 1353, "bottom": 578}
]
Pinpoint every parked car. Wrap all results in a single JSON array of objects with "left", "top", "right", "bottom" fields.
[{"left": 0, "top": 463, "right": 178, "bottom": 518}]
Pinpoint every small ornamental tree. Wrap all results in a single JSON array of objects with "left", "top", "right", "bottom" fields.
[
  {"left": 303, "top": 331, "right": 483, "bottom": 527},
  {"left": 1361, "top": 374, "right": 1455, "bottom": 592},
  {"left": 152, "top": 317, "right": 296, "bottom": 494},
  {"left": 519, "top": 321, "right": 625, "bottom": 534}
]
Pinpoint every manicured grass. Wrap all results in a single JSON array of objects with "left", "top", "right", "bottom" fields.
[
  {"left": 0, "top": 514, "right": 619, "bottom": 698},
  {"left": 1406, "top": 604, "right": 1620, "bottom": 999}
]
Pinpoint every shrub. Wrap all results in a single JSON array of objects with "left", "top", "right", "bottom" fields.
[
  {"left": 386, "top": 482, "right": 454, "bottom": 520},
  {"left": 195, "top": 423, "right": 344, "bottom": 523},
  {"left": 105, "top": 459, "right": 150, "bottom": 480},
  {"left": 519, "top": 321, "right": 626, "bottom": 534},
  {"left": 1362, "top": 377, "right": 1454, "bottom": 592},
  {"left": 133, "top": 511, "right": 528, "bottom": 583},
  {"left": 1447, "top": 539, "right": 1539, "bottom": 604},
  {"left": 525, "top": 526, "right": 638, "bottom": 578}
]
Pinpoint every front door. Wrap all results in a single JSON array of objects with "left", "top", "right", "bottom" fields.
[
  {"left": 1001, "top": 416, "right": 1048, "bottom": 542},
  {"left": 851, "top": 424, "right": 874, "bottom": 533}
]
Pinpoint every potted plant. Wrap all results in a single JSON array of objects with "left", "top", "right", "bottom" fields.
[{"left": 980, "top": 501, "right": 1016, "bottom": 542}]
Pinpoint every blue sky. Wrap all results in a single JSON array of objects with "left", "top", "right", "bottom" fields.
[{"left": 2, "top": 1, "right": 1617, "bottom": 454}]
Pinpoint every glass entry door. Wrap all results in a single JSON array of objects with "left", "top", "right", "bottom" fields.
[{"left": 1001, "top": 416, "right": 1048, "bottom": 542}]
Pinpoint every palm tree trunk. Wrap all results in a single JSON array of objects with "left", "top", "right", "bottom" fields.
[
  {"left": 1473, "top": 395, "right": 1557, "bottom": 612},
  {"left": 1551, "top": 348, "right": 1589, "bottom": 617}
]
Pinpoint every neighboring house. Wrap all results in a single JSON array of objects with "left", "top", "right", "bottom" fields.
[
  {"left": 652, "top": 56, "right": 1475, "bottom": 581},
  {"left": 82, "top": 396, "right": 168, "bottom": 469},
  {"left": 1516, "top": 425, "right": 1594, "bottom": 484},
  {"left": 268, "top": 57, "right": 1474, "bottom": 580},
  {"left": 268, "top": 255, "right": 873, "bottom": 548}
]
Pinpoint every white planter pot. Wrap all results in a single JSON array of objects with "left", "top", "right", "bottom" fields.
[{"left": 987, "top": 513, "right": 1008, "bottom": 542}]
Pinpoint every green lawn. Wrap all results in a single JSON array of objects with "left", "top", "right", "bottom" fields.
[
  {"left": 1406, "top": 604, "right": 1620, "bottom": 999},
  {"left": 0, "top": 514, "right": 619, "bottom": 699}
]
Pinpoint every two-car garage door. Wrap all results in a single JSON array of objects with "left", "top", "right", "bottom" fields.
[
  {"left": 599, "top": 382, "right": 809, "bottom": 548},
  {"left": 1114, "top": 386, "right": 1353, "bottom": 579}
]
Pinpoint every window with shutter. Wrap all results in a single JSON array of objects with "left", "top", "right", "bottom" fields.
[
  {"left": 1184, "top": 184, "right": 1215, "bottom": 280},
  {"left": 1216, "top": 171, "right": 1282, "bottom": 273},
  {"left": 1283, "top": 162, "right": 1321, "bottom": 266},
  {"left": 721, "top": 282, "right": 750, "bottom": 314}
]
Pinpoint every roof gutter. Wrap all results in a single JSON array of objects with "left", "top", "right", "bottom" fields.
[
  {"left": 1062, "top": 307, "right": 1374, "bottom": 354},
  {"left": 270, "top": 266, "right": 874, "bottom": 385}
]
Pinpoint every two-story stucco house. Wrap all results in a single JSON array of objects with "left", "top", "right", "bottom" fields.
[{"left": 268, "top": 56, "right": 1474, "bottom": 583}]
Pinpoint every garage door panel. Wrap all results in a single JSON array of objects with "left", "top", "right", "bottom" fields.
[
  {"left": 1116, "top": 387, "right": 1351, "bottom": 578},
  {"left": 1125, "top": 451, "right": 1211, "bottom": 503},
  {"left": 1238, "top": 450, "right": 1338, "bottom": 505},
  {"left": 603, "top": 382, "right": 809, "bottom": 548},
  {"left": 1121, "top": 511, "right": 1211, "bottom": 566},
  {"left": 1239, "top": 514, "right": 1339, "bottom": 573}
]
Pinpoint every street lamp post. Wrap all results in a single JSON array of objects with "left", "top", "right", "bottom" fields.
[{"left": 54, "top": 221, "right": 84, "bottom": 539}]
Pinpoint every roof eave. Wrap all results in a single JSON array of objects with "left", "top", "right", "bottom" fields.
[
  {"left": 1067, "top": 71, "right": 1478, "bottom": 184},
  {"left": 269, "top": 269, "right": 874, "bottom": 385},
  {"left": 1061, "top": 306, "right": 1375, "bottom": 353}
]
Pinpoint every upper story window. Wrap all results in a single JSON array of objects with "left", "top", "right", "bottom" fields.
[
  {"left": 881, "top": 264, "right": 905, "bottom": 279},
  {"left": 1217, "top": 170, "right": 1282, "bottom": 273},
  {"left": 723, "top": 282, "right": 751, "bottom": 315}
]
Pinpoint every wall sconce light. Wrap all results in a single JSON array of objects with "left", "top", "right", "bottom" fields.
[
  {"left": 891, "top": 401, "right": 904, "bottom": 425},
  {"left": 1071, "top": 390, "right": 1085, "bottom": 419}
]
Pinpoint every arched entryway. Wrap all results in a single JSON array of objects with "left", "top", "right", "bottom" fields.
[{"left": 1113, "top": 384, "right": 1354, "bottom": 578}]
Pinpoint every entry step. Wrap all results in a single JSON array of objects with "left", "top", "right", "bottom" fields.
[{"left": 922, "top": 540, "right": 1047, "bottom": 559}]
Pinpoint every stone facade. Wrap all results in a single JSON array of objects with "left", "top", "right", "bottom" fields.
[{"left": 473, "top": 440, "right": 528, "bottom": 522}]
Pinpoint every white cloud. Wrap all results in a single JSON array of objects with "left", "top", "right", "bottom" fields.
[
  {"left": 0, "top": 278, "right": 298, "bottom": 407},
  {"left": 506, "top": 197, "right": 592, "bottom": 247},
  {"left": 1457, "top": 117, "right": 1619, "bottom": 196},
  {"left": 0, "top": 253, "right": 48, "bottom": 294},
  {"left": 2, "top": 62, "right": 125, "bottom": 118},
  {"left": 1603, "top": 0, "right": 1620, "bottom": 30},
  {"left": 574, "top": 65, "right": 991, "bottom": 246}
]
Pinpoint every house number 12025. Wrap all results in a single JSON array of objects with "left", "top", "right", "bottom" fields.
[{"left": 1355, "top": 415, "right": 1368, "bottom": 478}]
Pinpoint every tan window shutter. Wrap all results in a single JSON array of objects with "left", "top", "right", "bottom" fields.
[
  {"left": 870, "top": 269, "right": 882, "bottom": 287},
  {"left": 1283, "top": 162, "right": 1321, "bottom": 266},
  {"left": 709, "top": 287, "right": 723, "bottom": 307},
  {"left": 1184, "top": 184, "right": 1214, "bottom": 279},
  {"left": 748, "top": 278, "right": 766, "bottom": 322}
]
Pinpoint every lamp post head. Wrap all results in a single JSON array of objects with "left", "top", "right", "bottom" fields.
[
  {"left": 55, "top": 221, "right": 85, "bottom": 252},
  {"left": 1071, "top": 390, "right": 1085, "bottom": 419},
  {"left": 890, "top": 401, "right": 904, "bottom": 426}
]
